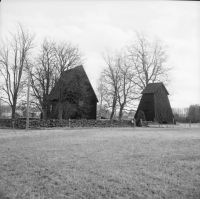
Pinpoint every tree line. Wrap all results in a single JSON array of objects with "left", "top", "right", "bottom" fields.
[
  {"left": 0, "top": 23, "right": 84, "bottom": 119},
  {"left": 97, "top": 32, "right": 172, "bottom": 120},
  {"left": 173, "top": 105, "right": 200, "bottom": 123}
]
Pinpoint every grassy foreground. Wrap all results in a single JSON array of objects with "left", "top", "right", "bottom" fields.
[{"left": 0, "top": 127, "right": 200, "bottom": 199}]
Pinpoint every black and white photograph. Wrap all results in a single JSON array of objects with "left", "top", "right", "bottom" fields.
[{"left": 0, "top": 0, "right": 200, "bottom": 198}]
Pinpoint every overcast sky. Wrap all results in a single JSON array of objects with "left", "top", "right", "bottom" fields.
[{"left": 1, "top": 0, "right": 200, "bottom": 109}]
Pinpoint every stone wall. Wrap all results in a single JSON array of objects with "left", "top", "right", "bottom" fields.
[
  {"left": 0, "top": 119, "right": 135, "bottom": 129},
  {"left": 70, "top": 119, "right": 134, "bottom": 128}
]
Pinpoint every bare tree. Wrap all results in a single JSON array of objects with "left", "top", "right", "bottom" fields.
[
  {"left": 100, "top": 51, "right": 121, "bottom": 120},
  {"left": 29, "top": 38, "right": 56, "bottom": 120},
  {"left": 97, "top": 73, "right": 108, "bottom": 119},
  {"left": 0, "top": 23, "right": 35, "bottom": 118},
  {"left": 126, "top": 32, "right": 172, "bottom": 91},
  {"left": 98, "top": 50, "right": 140, "bottom": 121},
  {"left": 116, "top": 53, "right": 140, "bottom": 120},
  {"left": 54, "top": 41, "right": 84, "bottom": 75}
]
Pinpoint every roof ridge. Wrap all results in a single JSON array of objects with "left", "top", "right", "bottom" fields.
[{"left": 141, "top": 82, "right": 169, "bottom": 95}]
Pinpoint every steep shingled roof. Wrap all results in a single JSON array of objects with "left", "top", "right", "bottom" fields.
[
  {"left": 48, "top": 65, "right": 98, "bottom": 102},
  {"left": 142, "top": 82, "right": 169, "bottom": 95}
]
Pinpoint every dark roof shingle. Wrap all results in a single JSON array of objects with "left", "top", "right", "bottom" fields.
[
  {"left": 48, "top": 65, "right": 98, "bottom": 101},
  {"left": 142, "top": 82, "right": 169, "bottom": 95}
]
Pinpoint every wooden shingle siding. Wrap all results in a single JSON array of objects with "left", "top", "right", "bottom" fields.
[
  {"left": 135, "top": 83, "right": 174, "bottom": 124},
  {"left": 154, "top": 87, "right": 174, "bottom": 123},
  {"left": 48, "top": 65, "right": 98, "bottom": 120}
]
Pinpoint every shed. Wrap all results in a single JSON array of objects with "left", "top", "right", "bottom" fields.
[{"left": 134, "top": 82, "right": 174, "bottom": 124}]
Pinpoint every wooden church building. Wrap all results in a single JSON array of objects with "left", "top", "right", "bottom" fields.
[
  {"left": 134, "top": 82, "right": 174, "bottom": 124},
  {"left": 48, "top": 65, "right": 98, "bottom": 120}
]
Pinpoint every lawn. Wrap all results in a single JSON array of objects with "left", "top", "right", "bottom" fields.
[{"left": 0, "top": 127, "right": 200, "bottom": 199}]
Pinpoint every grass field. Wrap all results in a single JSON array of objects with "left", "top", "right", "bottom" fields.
[{"left": 0, "top": 127, "right": 200, "bottom": 199}]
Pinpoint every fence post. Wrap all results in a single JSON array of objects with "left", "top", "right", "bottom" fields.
[
  {"left": 69, "top": 118, "right": 70, "bottom": 128},
  {"left": 173, "top": 118, "right": 174, "bottom": 128}
]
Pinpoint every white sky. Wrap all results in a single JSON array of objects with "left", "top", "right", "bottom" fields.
[{"left": 1, "top": 0, "right": 200, "bottom": 109}]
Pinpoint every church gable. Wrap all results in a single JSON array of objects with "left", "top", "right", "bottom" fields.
[
  {"left": 48, "top": 65, "right": 98, "bottom": 102},
  {"left": 48, "top": 65, "right": 98, "bottom": 119}
]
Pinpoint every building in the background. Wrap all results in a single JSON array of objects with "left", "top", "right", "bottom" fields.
[{"left": 134, "top": 82, "right": 174, "bottom": 123}]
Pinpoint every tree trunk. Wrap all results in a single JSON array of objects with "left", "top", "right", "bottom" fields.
[
  {"left": 42, "top": 94, "right": 48, "bottom": 120},
  {"left": 11, "top": 105, "right": 16, "bottom": 119},
  {"left": 118, "top": 104, "right": 125, "bottom": 121},
  {"left": 11, "top": 97, "right": 17, "bottom": 119},
  {"left": 110, "top": 97, "right": 117, "bottom": 120}
]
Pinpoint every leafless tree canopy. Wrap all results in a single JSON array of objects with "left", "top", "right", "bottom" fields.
[
  {"left": 29, "top": 38, "right": 56, "bottom": 120},
  {"left": 97, "top": 73, "right": 107, "bottom": 119},
  {"left": 98, "top": 50, "right": 139, "bottom": 120},
  {"left": 0, "top": 23, "right": 35, "bottom": 118},
  {"left": 54, "top": 41, "right": 84, "bottom": 76},
  {"left": 99, "top": 51, "right": 121, "bottom": 120},
  {"left": 126, "top": 32, "right": 172, "bottom": 90},
  {"left": 117, "top": 53, "right": 140, "bottom": 120}
]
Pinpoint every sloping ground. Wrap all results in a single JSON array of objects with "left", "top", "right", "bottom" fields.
[{"left": 0, "top": 127, "right": 200, "bottom": 199}]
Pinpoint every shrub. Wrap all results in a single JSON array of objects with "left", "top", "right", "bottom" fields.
[{"left": 136, "top": 110, "right": 146, "bottom": 127}]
